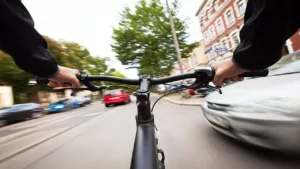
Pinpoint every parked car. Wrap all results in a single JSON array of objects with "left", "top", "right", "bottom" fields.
[
  {"left": 103, "top": 89, "right": 131, "bottom": 107},
  {"left": 80, "top": 97, "right": 92, "bottom": 105},
  {"left": 0, "top": 103, "right": 43, "bottom": 127},
  {"left": 167, "top": 85, "right": 182, "bottom": 92},
  {"left": 188, "top": 89, "right": 196, "bottom": 95},
  {"left": 45, "top": 97, "right": 82, "bottom": 113},
  {"left": 188, "top": 82, "right": 217, "bottom": 97},
  {"left": 201, "top": 57, "right": 300, "bottom": 152}
]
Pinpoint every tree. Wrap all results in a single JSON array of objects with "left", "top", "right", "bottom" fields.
[
  {"left": 111, "top": 0, "right": 198, "bottom": 78},
  {"left": 44, "top": 36, "right": 108, "bottom": 75},
  {"left": 0, "top": 36, "right": 109, "bottom": 103},
  {"left": 0, "top": 51, "right": 36, "bottom": 103}
]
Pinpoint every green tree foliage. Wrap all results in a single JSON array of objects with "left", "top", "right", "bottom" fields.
[
  {"left": 43, "top": 36, "right": 108, "bottom": 74},
  {"left": 0, "top": 51, "right": 34, "bottom": 103},
  {"left": 111, "top": 0, "right": 198, "bottom": 77},
  {"left": 0, "top": 36, "right": 108, "bottom": 103},
  {"left": 102, "top": 68, "right": 138, "bottom": 92}
]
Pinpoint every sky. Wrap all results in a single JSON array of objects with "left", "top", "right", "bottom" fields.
[{"left": 23, "top": 0, "right": 204, "bottom": 78}]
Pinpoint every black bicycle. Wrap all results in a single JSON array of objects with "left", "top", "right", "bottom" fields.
[{"left": 36, "top": 66, "right": 268, "bottom": 169}]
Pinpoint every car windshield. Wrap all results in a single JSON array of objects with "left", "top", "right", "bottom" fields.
[
  {"left": 268, "top": 52, "right": 300, "bottom": 76},
  {"left": 7, "top": 105, "right": 25, "bottom": 111},
  {"left": 104, "top": 90, "right": 121, "bottom": 95},
  {"left": 51, "top": 100, "right": 67, "bottom": 105}
]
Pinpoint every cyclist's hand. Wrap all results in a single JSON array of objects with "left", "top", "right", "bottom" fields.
[
  {"left": 213, "top": 58, "right": 248, "bottom": 86},
  {"left": 48, "top": 66, "right": 81, "bottom": 89}
]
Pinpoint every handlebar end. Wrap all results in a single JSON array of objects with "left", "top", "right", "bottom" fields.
[
  {"left": 239, "top": 69, "right": 269, "bottom": 77},
  {"left": 36, "top": 78, "right": 49, "bottom": 84}
]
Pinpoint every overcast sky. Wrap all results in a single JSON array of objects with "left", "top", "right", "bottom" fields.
[{"left": 23, "top": 0, "right": 204, "bottom": 78}]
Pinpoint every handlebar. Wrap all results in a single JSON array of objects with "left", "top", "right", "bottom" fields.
[
  {"left": 77, "top": 75, "right": 140, "bottom": 85},
  {"left": 36, "top": 66, "right": 269, "bottom": 86},
  {"left": 239, "top": 69, "right": 269, "bottom": 77}
]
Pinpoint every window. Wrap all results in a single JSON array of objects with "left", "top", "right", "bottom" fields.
[
  {"left": 230, "top": 31, "right": 240, "bottom": 48},
  {"left": 104, "top": 90, "right": 122, "bottom": 95},
  {"left": 213, "top": 42, "right": 221, "bottom": 53},
  {"left": 209, "top": 26, "right": 216, "bottom": 40},
  {"left": 215, "top": 18, "right": 225, "bottom": 34},
  {"left": 235, "top": 0, "right": 246, "bottom": 17},
  {"left": 213, "top": 3, "right": 218, "bottom": 12},
  {"left": 203, "top": 31, "right": 209, "bottom": 44},
  {"left": 206, "top": 30, "right": 212, "bottom": 42},
  {"left": 221, "top": 38, "right": 228, "bottom": 50},
  {"left": 213, "top": 0, "right": 219, "bottom": 11},
  {"left": 224, "top": 8, "right": 235, "bottom": 26}
]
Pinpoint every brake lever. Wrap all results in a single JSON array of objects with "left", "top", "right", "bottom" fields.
[
  {"left": 184, "top": 83, "right": 223, "bottom": 95},
  {"left": 208, "top": 85, "right": 222, "bottom": 94}
]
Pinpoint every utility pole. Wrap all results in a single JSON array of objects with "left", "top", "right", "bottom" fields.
[
  {"left": 165, "top": 0, "right": 189, "bottom": 98},
  {"left": 165, "top": 0, "right": 184, "bottom": 74}
]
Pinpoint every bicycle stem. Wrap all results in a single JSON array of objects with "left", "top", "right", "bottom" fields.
[{"left": 136, "top": 77, "right": 154, "bottom": 123}]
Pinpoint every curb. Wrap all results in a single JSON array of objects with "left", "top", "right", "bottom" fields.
[
  {"left": 163, "top": 97, "right": 202, "bottom": 106},
  {"left": 151, "top": 93, "right": 203, "bottom": 106}
]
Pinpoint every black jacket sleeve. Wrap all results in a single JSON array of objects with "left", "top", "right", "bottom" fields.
[
  {"left": 0, "top": 0, "right": 59, "bottom": 78},
  {"left": 232, "top": 0, "right": 300, "bottom": 71}
]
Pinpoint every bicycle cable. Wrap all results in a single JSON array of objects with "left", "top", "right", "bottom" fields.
[{"left": 151, "top": 87, "right": 187, "bottom": 113}]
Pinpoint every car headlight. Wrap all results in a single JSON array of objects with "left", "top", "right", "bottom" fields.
[{"left": 55, "top": 105, "right": 64, "bottom": 109}]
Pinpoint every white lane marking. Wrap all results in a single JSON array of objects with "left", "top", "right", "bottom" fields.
[
  {"left": 0, "top": 110, "right": 88, "bottom": 144},
  {"left": 78, "top": 113, "right": 100, "bottom": 118}
]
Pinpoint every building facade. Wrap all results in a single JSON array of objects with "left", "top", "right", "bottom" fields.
[
  {"left": 172, "top": 40, "right": 208, "bottom": 75},
  {"left": 0, "top": 86, "right": 13, "bottom": 107},
  {"left": 195, "top": 0, "right": 300, "bottom": 65}
]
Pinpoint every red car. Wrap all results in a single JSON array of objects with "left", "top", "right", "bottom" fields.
[
  {"left": 103, "top": 89, "right": 131, "bottom": 107},
  {"left": 188, "top": 89, "right": 196, "bottom": 95}
]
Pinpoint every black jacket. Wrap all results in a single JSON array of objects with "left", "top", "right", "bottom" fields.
[
  {"left": 0, "top": 0, "right": 299, "bottom": 77},
  {"left": 0, "top": 0, "right": 58, "bottom": 78},
  {"left": 233, "top": 0, "right": 300, "bottom": 70}
]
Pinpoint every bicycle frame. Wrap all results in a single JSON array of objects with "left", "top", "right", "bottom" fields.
[
  {"left": 35, "top": 66, "right": 267, "bottom": 169},
  {"left": 130, "top": 77, "right": 162, "bottom": 169}
]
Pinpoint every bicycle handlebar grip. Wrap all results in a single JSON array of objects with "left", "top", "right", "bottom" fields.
[
  {"left": 239, "top": 69, "right": 269, "bottom": 77},
  {"left": 36, "top": 75, "right": 83, "bottom": 86},
  {"left": 36, "top": 78, "right": 49, "bottom": 84}
]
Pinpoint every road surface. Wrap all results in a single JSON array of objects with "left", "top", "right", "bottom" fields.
[{"left": 0, "top": 96, "right": 299, "bottom": 169}]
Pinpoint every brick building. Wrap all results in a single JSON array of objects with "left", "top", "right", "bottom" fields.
[{"left": 195, "top": 0, "right": 300, "bottom": 65}]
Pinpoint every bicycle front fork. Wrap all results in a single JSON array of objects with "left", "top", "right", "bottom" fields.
[{"left": 155, "top": 127, "right": 165, "bottom": 169}]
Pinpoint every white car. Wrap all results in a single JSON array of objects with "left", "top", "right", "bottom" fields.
[{"left": 202, "top": 58, "right": 300, "bottom": 152}]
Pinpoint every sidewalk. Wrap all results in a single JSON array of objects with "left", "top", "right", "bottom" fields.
[{"left": 162, "top": 94, "right": 204, "bottom": 106}]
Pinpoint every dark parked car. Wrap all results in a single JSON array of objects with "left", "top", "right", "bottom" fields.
[
  {"left": 202, "top": 55, "right": 300, "bottom": 152},
  {"left": 0, "top": 103, "right": 43, "bottom": 127},
  {"left": 167, "top": 85, "right": 182, "bottom": 92}
]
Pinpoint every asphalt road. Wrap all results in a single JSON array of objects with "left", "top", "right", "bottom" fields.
[{"left": 0, "top": 96, "right": 299, "bottom": 169}]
